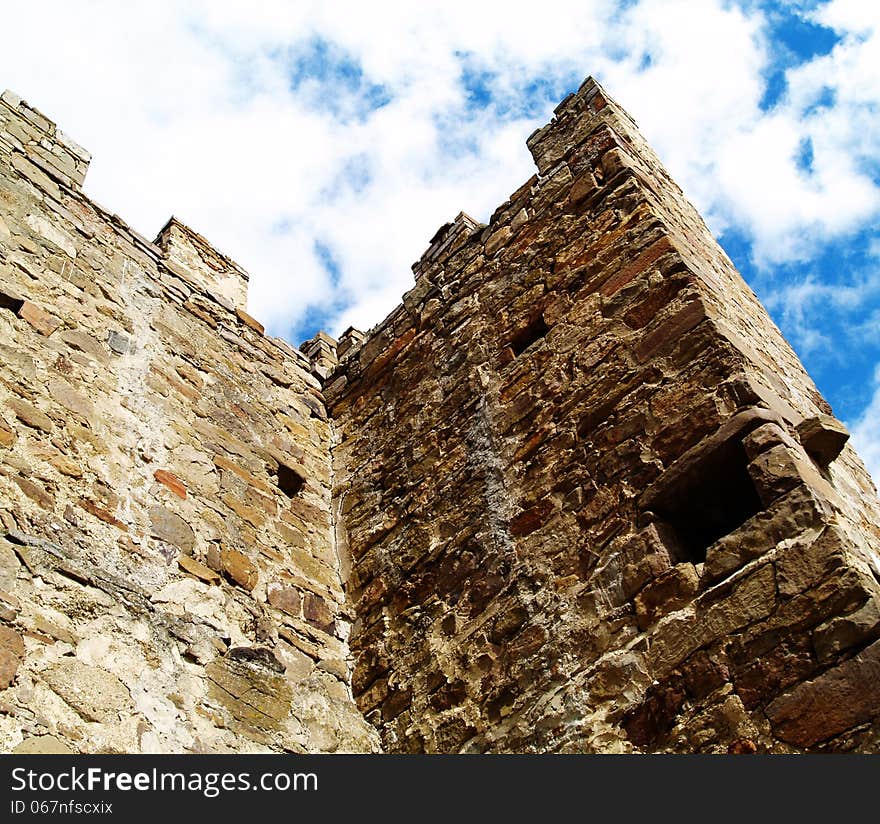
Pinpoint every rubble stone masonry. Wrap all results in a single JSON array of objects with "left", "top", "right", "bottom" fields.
[
  {"left": 0, "top": 89, "right": 378, "bottom": 753},
  {"left": 2, "top": 79, "right": 880, "bottom": 754}
]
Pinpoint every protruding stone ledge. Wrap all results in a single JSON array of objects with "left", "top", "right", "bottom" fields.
[{"left": 796, "top": 414, "right": 850, "bottom": 468}]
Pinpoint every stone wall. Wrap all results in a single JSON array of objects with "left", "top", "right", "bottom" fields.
[
  {"left": 3, "top": 77, "right": 880, "bottom": 755},
  {"left": 0, "top": 90, "right": 377, "bottom": 753},
  {"left": 328, "top": 78, "right": 880, "bottom": 753}
]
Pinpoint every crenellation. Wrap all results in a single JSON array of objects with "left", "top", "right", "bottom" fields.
[
  {"left": 0, "top": 89, "right": 90, "bottom": 190},
  {"left": 155, "top": 216, "right": 249, "bottom": 311},
  {"left": 411, "top": 211, "right": 485, "bottom": 283},
  {"left": 336, "top": 326, "right": 366, "bottom": 360},
  {"left": 301, "top": 330, "right": 339, "bottom": 381}
]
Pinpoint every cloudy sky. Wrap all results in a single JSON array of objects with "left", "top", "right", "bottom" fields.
[{"left": 1, "top": 1, "right": 879, "bottom": 482}]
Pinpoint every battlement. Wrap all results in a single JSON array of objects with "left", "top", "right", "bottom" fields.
[
  {"left": 155, "top": 216, "right": 250, "bottom": 311},
  {"left": 0, "top": 89, "right": 91, "bottom": 189}
]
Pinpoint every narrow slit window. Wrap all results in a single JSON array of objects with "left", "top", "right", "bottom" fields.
[
  {"left": 276, "top": 464, "right": 305, "bottom": 498},
  {"left": 509, "top": 316, "right": 549, "bottom": 357}
]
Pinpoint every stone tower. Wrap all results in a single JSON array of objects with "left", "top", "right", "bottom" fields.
[{"left": 2, "top": 79, "right": 880, "bottom": 754}]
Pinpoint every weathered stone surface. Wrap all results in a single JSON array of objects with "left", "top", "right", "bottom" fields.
[
  {"left": 775, "top": 526, "right": 848, "bottom": 598},
  {"left": 766, "top": 638, "right": 880, "bottom": 747},
  {"left": 42, "top": 660, "right": 131, "bottom": 723},
  {"left": 206, "top": 654, "right": 291, "bottom": 731},
  {"left": 149, "top": 505, "right": 195, "bottom": 552},
  {"left": 702, "top": 485, "right": 830, "bottom": 585},
  {"left": 0, "top": 91, "right": 376, "bottom": 756},
  {"left": 13, "top": 735, "right": 75, "bottom": 754},
  {"left": 796, "top": 414, "right": 849, "bottom": 467}
]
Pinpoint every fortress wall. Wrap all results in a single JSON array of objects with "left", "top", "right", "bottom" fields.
[
  {"left": 329, "top": 78, "right": 880, "bottom": 752},
  {"left": 0, "top": 92, "right": 377, "bottom": 754},
  {"left": 3, "top": 76, "right": 880, "bottom": 755},
  {"left": 540, "top": 83, "right": 880, "bottom": 576}
]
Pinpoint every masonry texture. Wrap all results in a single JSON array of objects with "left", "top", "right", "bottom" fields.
[{"left": 1, "top": 80, "right": 880, "bottom": 754}]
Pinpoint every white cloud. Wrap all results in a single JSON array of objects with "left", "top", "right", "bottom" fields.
[
  {"left": 1, "top": 0, "right": 878, "bottom": 345},
  {"left": 762, "top": 265, "right": 880, "bottom": 356}
]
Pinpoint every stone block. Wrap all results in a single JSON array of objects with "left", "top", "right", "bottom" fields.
[
  {"left": 268, "top": 583, "right": 302, "bottom": 617},
  {"left": 796, "top": 415, "right": 849, "bottom": 467},
  {"left": 154, "top": 469, "right": 187, "bottom": 499},
  {"left": 776, "top": 525, "right": 848, "bottom": 598},
  {"left": 206, "top": 654, "right": 292, "bottom": 730},
  {"left": 178, "top": 554, "right": 221, "bottom": 584},
  {"left": 766, "top": 637, "right": 880, "bottom": 747},
  {"left": 48, "top": 377, "right": 95, "bottom": 426},
  {"left": 303, "top": 591, "right": 335, "bottom": 633},
  {"left": 0, "top": 625, "right": 25, "bottom": 689},
  {"left": 149, "top": 505, "right": 195, "bottom": 552},
  {"left": 747, "top": 444, "right": 804, "bottom": 506},
  {"left": 42, "top": 660, "right": 131, "bottom": 723},
  {"left": 235, "top": 307, "right": 265, "bottom": 335},
  {"left": 634, "top": 564, "right": 700, "bottom": 630},
  {"left": 0, "top": 419, "right": 16, "bottom": 447},
  {"left": 107, "top": 330, "right": 130, "bottom": 354},
  {"left": 220, "top": 546, "right": 258, "bottom": 591},
  {"left": 12, "top": 735, "right": 75, "bottom": 754},
  {"left": 7, "top": 398, "right": 53, "bottom": 433},
  {"left": 813, "top": 599, "right": 880, "bottom": 664},
  {"left": 14, "top": 476, "right": 55, "bottom": 510},
  {"left": 18, "top": 300, "right": 61, "bottom": 336},
  {"left": 741, "top": 421, "right": 798, "bottom": 462},
  {"left": 78, "top": 498, "right": 127, "bottom": 530}
]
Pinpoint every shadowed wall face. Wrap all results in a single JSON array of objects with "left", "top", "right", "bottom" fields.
[{"left": 328, "top": 79, "right": 880, "bottom": 753}]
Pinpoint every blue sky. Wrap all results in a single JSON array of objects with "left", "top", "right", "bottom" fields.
[{"left": 1, "top": 0, "right": 878, "bottom": 481}]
